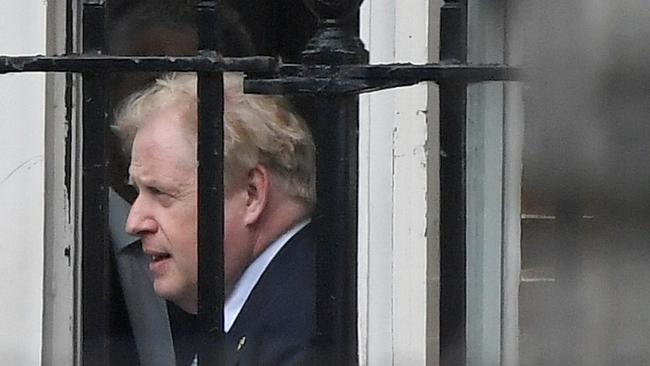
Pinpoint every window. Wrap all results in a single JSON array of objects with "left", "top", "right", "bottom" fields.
[{"left": 2, "top": 0, "right": 524, "bottom": 365}]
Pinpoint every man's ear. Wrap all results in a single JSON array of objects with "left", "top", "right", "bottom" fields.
[{"left": 243, "top": 164, "right": 270, "bottom": 226}]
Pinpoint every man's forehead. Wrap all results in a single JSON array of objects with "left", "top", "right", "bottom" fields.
[
  {"left": 129, "top": 125, "right": 196, "bottom": 178},
  {"left": 128, "top": 153, "right": 196, "bottom": 190},
  {"left": 133, "top": 107, "right": 194, "bottom": 151}
]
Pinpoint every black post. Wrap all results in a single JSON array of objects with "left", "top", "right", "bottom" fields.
[
  {"left": 196, "top": 1, "right": 225, "bottom": 365},
  {"left": 81, "top": 1, "right": 111, "bottom": 365},
  {"left": 301, "top": 1, "right": 367, "bottom": 364},
  {"left": 309, "top": 95, "right": 360, "bottom": 365},
  {"left": 439, "top": 0, "right": 468, "bottom": 365}
]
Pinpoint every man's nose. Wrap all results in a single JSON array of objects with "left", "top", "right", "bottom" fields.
[{"left": 125, "top": 196, "right": 157, "bottom": 236}]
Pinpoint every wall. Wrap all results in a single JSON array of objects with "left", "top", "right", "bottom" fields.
[{"left": 0, "top": 0, "right": 47, "bottom": 364}]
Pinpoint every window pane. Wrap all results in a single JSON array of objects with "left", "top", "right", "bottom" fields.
[{"left": 466, "top": 1, "right": 507, "bottom": 363}]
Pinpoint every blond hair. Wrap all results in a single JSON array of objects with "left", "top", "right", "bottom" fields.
[{"left": 114, "top": 73, "right": 316, "bottom": 209}]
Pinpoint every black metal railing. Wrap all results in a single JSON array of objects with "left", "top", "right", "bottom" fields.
[
  {"left": 81, "top": 2, "right": 111, "bottom": 365},
  {"left": 0, "top": 0, "right": 521, "bottom": 364},
  {"left": 439, "top": 1, "right": 468, "bottom": 365},
  {"left": 195, "top": 3, "right": 225, "bottom": 364}
]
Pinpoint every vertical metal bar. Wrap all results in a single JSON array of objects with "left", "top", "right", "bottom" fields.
[
  {"left": 439, "top": 0, "right": 468, "bottom": 365},
  {"left": 81, "top": 1, "right": 110, "bottom": 366},
  {"left": 198, "top": 1, "right": 220, "bottom": 54},
  {"left": 196, "top": 72, "right": 225, "bottom": 365},
  {"left": 310, "top": 95, "right": 359, "bottom": 365},
  {"left": 299, "top": 2, "right": 366, "bottom": 363},
  {"left": 196, "top": 1, "right": 225, "bottom": 365}
]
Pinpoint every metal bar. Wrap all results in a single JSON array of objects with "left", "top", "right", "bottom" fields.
[
  {"left": 439, "top": 0, "right": 468, "bottom": 365},
  {"left": 342, "top": 63, "right": 520, "bottom": 81},
  {"left": 1, "top": 54, "right": 521, "bottom": 95},
  {"left": 81, "top": 1, "right": 110, "bottom": 366},
  {"left": 310, "top": 95, "right": 359, "bottom": 365},
  {"left": 0, "top": 56, "right": 519, "bottom": 82},
  {"left": 197, "top": 1, "right": 220, "bottom": 52},
  {"left": 196, "top": 72, "right": 225, "bottom": 365},
  {"left": 270, "top": 63, "right": 520, "bottom": 81},
  {"left": 0, "top": 55, "right": 278, "bottom": 74},
  {"left": 196, "top": 1, "right": 225, "bottom": 365},
  {"left": 245, "top": 64, "right": 521, "bottom": 95},
  {"left": 296, "top": 3, "right": 364, "bottom": 364}
]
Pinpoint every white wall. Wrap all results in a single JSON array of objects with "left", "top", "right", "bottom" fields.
[{"left": 0, "top": 0, "right": 47, "bottom": 364}]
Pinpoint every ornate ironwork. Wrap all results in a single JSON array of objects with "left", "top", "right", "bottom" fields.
[
  {"left": 302, "top": 0, "right": 364, "bottom": 21},
  {"left": 301, "top": 0, "right": 368, "bottom": 64},
  {"left": 0, "top": 55, "right": 520, "bottom": 92}
]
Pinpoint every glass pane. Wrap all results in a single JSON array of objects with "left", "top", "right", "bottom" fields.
[{"left": 466, "top": 1, "right": 507, "bottom": 364}]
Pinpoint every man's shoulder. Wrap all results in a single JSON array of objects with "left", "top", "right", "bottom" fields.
[
  {"left": 262, "top": 223, "right": 316, "bottom": 288},
  {"left": 226, "top": 224, "right": 318, "bottom": 365},
  {"left": 236, "top": 223, "right": 316, "bottom": 326}
]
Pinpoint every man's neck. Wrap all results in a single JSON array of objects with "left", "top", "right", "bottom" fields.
[
  {"left": 250, "top": 199, "right": 309, "bottom": 259},
  {"left": 223, "top": 218, "right": 310, "bottom": 332}
]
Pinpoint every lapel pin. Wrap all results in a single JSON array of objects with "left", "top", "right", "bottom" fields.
[{"left": 237, "top": 336, "right": 247, "bottom": 352}]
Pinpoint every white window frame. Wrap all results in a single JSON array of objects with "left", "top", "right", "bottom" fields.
[
  {"left": 42, "top": 1, "right": 82, "bottom": 365},
  {"left": 359, "top": 1, "right": 524, "bottom": 365},
  {"left": 359, "top": 0, "right": 438, "bottom": 364}
]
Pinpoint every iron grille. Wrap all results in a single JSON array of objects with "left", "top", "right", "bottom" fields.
[{"left": 0, "top": 0, "right": 521, "bottom": 364}]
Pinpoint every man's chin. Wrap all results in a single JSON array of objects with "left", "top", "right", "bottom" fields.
[
  {"left": 153, "top": 283, "right": 197, "bottom": 314},
  {"left": 152, "top": 281, "right": 178, "bottom": 304}
]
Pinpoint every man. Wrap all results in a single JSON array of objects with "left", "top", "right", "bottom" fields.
[
  {"left": 114, "top": 72, "right": 318, "bottom": 365},
  {"left": 106, "top": 4, "right": 257, "bottom": 364}
]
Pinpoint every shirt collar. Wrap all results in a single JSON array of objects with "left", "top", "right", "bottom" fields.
[
  {"left": 109, "top": 188, "right": 139, "bottom": 252},
  {"left": 223, "top": 218, "right": 310, "bottom": 332}
]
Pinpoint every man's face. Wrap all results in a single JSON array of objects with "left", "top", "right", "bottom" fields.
[
  {"left": 125, "top": 104, "right": 256, "bottom": 314},
  {"left": 125, "top": 105, "right": 199, "bottom": 313}
]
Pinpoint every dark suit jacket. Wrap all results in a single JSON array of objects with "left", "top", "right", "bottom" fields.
[{"left": 224, "top": 224, "right": 318, "bottom": 366}]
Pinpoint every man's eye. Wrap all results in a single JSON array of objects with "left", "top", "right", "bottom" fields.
[{"left": 149, "top": 187, "right": 165, "bottom": 196}]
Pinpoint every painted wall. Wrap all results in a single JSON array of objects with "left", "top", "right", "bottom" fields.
[{"left": 0, "top": 0, "right": 47, "bottom": 364}]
